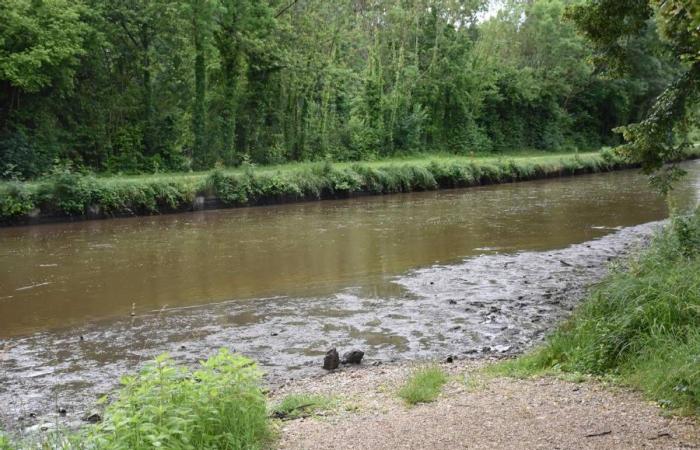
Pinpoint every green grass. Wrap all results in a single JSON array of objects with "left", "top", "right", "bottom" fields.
[
  {"left": 398, "top": 365, "right": 449, "bottom": 405},
  {"left": 4, "top": 147, "right": 685, "bottom": 224},
  {"left": 270, "top": 394, "right": 335, "bottom": 420},
  {"left": 494, "top": 209, "right": 700, "bottom": 415}
]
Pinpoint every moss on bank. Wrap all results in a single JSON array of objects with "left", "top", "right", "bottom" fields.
[
  {"left": 1, "top": 148, "right": 698, "bottom": 225},
  {"left": 494, "top": 209, "right": 700, "bottom": 415}
]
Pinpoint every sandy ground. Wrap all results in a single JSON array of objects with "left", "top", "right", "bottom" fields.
[{"left": 271, "top": 359, "right": 699, "bottom": 450}]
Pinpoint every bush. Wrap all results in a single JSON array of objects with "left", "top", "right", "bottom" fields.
[
  {"left": 0, "top": 182, "right": 35, "bottom": 220},
  {"left": 83, "top": 349, "right": 270, "bottom": 449},
  {"left": 398, "top": 366, "right": 448, "bottom": 405}
]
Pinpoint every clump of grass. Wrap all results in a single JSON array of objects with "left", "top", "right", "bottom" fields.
[
  {"left": 496, "top": 209, "right": 700, "bottom": 415},
  {"left": 82, "top": 349, "right": 270, "bottom": 449},
  {"left": 0, "top": 432, "right": 15, "bottom": 450},
  {"left": 270, "top": 394, "right": 335, "bottom": 420},
  {"left": 398, "top": 365, "right": 448, "bottom": 405}
]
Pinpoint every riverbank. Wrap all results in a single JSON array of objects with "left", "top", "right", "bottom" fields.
[
  {"left": 3, "top": 149, "right": 697, "bottom": 225},
  {"left": 273, "top": 359, "right": 699, "bottom": 449}
]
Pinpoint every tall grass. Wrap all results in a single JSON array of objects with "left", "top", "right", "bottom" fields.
[
  {"left": 398, "top": 365, "right": 448, "bottom": 405},
  {"left": 496, "top": 209, "right": 700, "bottom": 415}
]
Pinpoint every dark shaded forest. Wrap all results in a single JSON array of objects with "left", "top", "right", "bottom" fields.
[{"left": 0, "top": 0, "right": 678, "bottom": 178}]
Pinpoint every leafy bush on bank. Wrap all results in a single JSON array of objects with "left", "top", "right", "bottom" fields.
[
  {"left": 497, "top": 209, "right": 700, "bottom": 414},
  {"left": 2, "top": 148, "right": 697, "bottom": 224},
  {"left": 1, "top": 349, "right": 270, "bottom": 450}
]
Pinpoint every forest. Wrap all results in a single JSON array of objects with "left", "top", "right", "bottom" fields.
[{"left": 0, "top": 0, "right": 681, "bottom": 179}]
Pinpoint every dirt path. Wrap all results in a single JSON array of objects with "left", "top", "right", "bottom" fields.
[{"left": 273, "top": 360, "right": 699, "bottom": 449}]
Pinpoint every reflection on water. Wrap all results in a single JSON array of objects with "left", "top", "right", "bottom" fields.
[{"left": 0, "top": 161, "right": 698, "bottom": 338}]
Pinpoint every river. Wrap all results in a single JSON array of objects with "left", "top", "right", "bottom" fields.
[{"left": 1, "top": 161, "right": 699, "bottom": 431}]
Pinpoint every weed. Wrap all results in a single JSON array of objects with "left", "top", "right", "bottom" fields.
[
  {"left": 270, "top": 394, "right": 335, "bottom": 420},
  {"left": 398, "top": 365, "right": 448, "bottom": 405}
]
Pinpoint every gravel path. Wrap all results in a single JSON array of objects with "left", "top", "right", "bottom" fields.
[{"left": 273, "top": 360, "right": 699, "bottom": 450}]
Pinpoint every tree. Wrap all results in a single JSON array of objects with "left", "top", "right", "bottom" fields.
[{"left": 568, "top": 0, "right": 700, "bottom": 192}]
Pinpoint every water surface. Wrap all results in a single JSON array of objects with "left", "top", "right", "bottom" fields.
[{"left": 1, "top": 162, "right": 698, "bottom": 338}]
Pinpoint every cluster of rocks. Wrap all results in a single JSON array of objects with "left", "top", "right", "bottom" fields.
[{"left": 323, "top": 348, "right": 364, "bottom": 370}]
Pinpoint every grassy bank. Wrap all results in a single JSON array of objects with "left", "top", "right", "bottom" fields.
[
  {"left": 494, "top": 209, "right": 700, "bottom": 415},
  {"left": 5, "top": 148, "right": 696, "bottom": 225}
]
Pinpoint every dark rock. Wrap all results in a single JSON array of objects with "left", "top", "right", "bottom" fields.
[
  {"left": 371, "top": 361, "right": 382, "bottom": 366},
  {"left": 559, "top": 259, "right": 572, "bottom": 267},
  {"left": 58, "top": 408, "right": 67, "bottom": 416},
  {"left": 83, "top": 412, "right": 101, "bottom": 424},
  {"left": 481, "top": 346, "right": 492, "bottom": 353},
  {"left": 323, "top": 348, "right": 340, "bottom": 370},
  {"left": 179, "top": 345, "right": 187, "bottom": 350},
  {"left": 29, "top": 412, "right": 37, "bottom": 418},
  {"left": 448, "top": 299, "right": 457, "bottom": 305},
  {"left": 271, "top": 332, "right": 279, "bottom": 336},
  {"left": 342, "top": 349, "right": 364, "bottom": 365},
  {"left": 446, "top": 355, "right": 455, "bottom": 363}
]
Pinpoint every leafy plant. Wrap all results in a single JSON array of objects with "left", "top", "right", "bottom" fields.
[{"left": 82, "top": 349, "right": 270, "bottom": 449}]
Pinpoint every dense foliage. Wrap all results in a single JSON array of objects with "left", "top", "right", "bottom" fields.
[
  {"left": 568, "top": 0, "right": 699, "bottom": 191},
  {"left": 2, "top": 150, "right": 669, "bottom": 223},
  {"left": 498, "top": 208, "right": 700, "bottom": 415},
  {"left": 0, "top": 0, "right": 680, "bottom": 179}
]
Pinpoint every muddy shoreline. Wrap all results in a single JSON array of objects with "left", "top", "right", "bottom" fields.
[{"left": 0, "top": 220, "right": 663, "bottom": 434}]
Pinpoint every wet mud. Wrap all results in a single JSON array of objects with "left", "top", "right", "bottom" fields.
[{"left": 0, "top": 221, "right": 662, "bottom": 433}]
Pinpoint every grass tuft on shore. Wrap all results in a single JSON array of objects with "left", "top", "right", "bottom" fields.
[
  {"left": 398, "top": 365, "right": 448, "bottom": 405},
  {"left": 270, "top": 394, "right": 335, "bottom": 420},
  {"left": 494, "top": 208, "right": 700, "bottom": 415}
]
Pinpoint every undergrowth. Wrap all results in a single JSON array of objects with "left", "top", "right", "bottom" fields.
[
  {"left": 1, "top": 148, "right": 677, "bottom": 224},
  {"left": 398, "top": 365, "right": 448, "bottom": 405},
  {"left": 494, "top": 208, "right": 700, "bottom": 415},
  {"left": 2, "top": 349, "right": 270, "bottom": 449}
]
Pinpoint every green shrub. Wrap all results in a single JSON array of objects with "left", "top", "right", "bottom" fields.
[
  {"left": 0, "top": 182, "right": 35, "bottom": 220},
  {"left": 83, "top": 349, "right": 270, "bottom": 449},
  {"left": 398, "top": 365, "right": 448, "bottom": 405}
]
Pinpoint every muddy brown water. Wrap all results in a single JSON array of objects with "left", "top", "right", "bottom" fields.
[{"left": 0, "top": 161, "right": 699, "bottom": 432}]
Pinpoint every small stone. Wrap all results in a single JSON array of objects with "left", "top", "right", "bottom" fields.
[
  {"left": 481, "top": 346, "right": 492, "bottom": 353},
  {"left": 446, "top": 355, "right": 455, "bottom": 363},
  {"left": 58, "top": 407, "right": 67, "bottom": 416},
  {"left": 323, "top": 348, "right": 340, "bottom": 370},
  {"left": 448, "top": 299, "right": 457, "bottom": 305},
  {"left": 83, "top": 412, "right": 102, "bottom": 424},
  {"left": 342, "top": 349, "right": 364, "bottom": 365}
]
